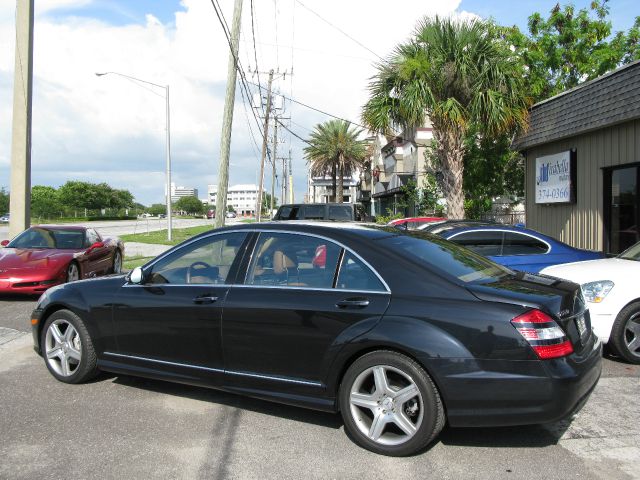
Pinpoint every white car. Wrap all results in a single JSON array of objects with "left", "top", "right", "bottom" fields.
[
  {"left": 541, "top": 242, "right": 640, "bottom": 364},
  {"left": 0, "top": 213, "right": 9, "bottom": 223}
]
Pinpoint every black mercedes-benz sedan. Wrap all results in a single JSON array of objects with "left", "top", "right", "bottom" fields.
[{"left": 31, "top": 222, "right": 602, "bottom": 456}]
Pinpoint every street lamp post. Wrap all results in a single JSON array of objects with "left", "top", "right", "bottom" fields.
[{"left": 95, "top": 72, "right": 172, "bottom": 241}]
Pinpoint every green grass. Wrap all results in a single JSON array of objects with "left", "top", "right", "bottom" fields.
[
  {"left": 121, "top": 225, "right": 214, "bottom": 246},
  {"left": 123, "top": 255, "right": 154, "bottom": 271}
]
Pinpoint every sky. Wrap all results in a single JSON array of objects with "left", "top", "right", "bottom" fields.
[{"left": 0, "top": 0, "right": 637, "bottom": 207}]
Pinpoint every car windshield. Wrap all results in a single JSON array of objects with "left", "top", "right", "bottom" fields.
[
  {"left": 618, "top": 242, "right": 640, "bottom": 261},
  {"left": 376, "top": 228, "right": 512, "bottom": 284},
  {"left": 8, "top": 228, "right": 86, "bottom": 249}
]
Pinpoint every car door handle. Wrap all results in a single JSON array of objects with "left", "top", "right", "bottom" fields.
[
  {"left": 193, "top": 295, "right": 218, "bottom": 304},
  {"left": 336, "top": 298, "right": 370, "bottom": 309}
]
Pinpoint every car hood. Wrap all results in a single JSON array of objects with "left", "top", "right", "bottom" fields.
[
  {"left": 0, "top": 248, "right": 75, "bottom": 272},
  {"left": 540, "top": 258, "right": 640, "bottom": 283}
]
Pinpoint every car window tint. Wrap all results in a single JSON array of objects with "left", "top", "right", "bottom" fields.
[
  {"left": 277, "top": 206, "right": 292, "bottom": 220},
  {"left": 328, "top": 205, "right": 353, "bottom": 221},
  {"left": 246, "top": 232, "right": 340, "bottom": 288},
  {"left": 336, "top": 252, "right": 385, "bottom": 291},
  {"left": 449, "top": 231, "right": 503, "bottom": 256},
  {"left": 502, "top": 232, "right": 549, "bottom": 255},
  {"left": 302, "top": 205, "right": 325, "bottom": 220},
  {"left": 380, "top": 233, "right": 511, "bottom": 284},
  {"left": 147, "top": 232, "right": 247, "bottom": 285}
]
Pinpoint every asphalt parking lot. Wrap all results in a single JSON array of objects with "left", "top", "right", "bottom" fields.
[{"left": 1, "top": 296, "right": 638, "bottom": 480}]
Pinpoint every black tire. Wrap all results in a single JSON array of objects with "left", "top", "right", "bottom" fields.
[
  {"left": 339, "top": 350, "right": 445, "bottom": 456},
  {"left": 112, "top": 249, "right": 123, "bottom": 274},
  {"left": 609, "top": 302, "right": 640, "bottom": 364},
  {"left": 41, "top": 309, "right": 99, "bottom": 384}
]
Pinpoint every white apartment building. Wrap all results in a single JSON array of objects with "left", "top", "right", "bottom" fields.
[
  {"left": 307, "top": 173, "right": 359, "bottom": 204},
  {"left": 208, "top": 184, "right": 261, "bottom": 216},
  {"left": 169, "top": 183, "right": 198, "bottom": 203}
]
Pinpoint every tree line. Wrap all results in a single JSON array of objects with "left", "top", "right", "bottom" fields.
[{"left": 305, "top": 0, "right": 640, "bottom": 219}]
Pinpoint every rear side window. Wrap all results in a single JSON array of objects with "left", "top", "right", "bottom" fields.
[
  {"left": 502, "top": 232, "right": 549, "bottom": 255},
  {"left": 302, "top": 205, "right": 325, "bottom": 219},
  {"left": 328, "top": 205, "right": 353, "bottom": 221},
  {"left": 245, "top": 232, "right": 341, "bottom": 288},
  {"left": 336, "top": 252, "right": 385, "bottom": 291},
  {"left": 449, "top": 231, "right": 503, "bottom": 256}
]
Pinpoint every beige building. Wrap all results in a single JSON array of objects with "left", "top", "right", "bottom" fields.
[{"left": 514, "top": 61, "right": 640, "bottom": 254}]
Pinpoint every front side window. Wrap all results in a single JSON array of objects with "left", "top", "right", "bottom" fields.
[
  {"left": 328, "top": 205, "right": 353, "bottom": 221},
  {"left": 336, "top": 252, "right": 386, "bottom": 291},
  {"left": 246, "top": 232, "right": 340, "bottom": 288},
  {"left": 501, "top": 232, "right": 549, "bottom": 255},
  {"left": 85, "top": 229, "right": 100, "bottom": 247},
  {"left": 147, "top": 232, "right": 247, "bottom": 285}
]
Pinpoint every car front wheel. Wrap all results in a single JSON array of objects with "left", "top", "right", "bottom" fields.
[
  {"left": 339, "top": 351, "right": 445, "bottom": 456},
  {"left": 41, "top": 309, "right": 99, "bottom": 384},
  {"left": 112, "top": 250, "right": 122, "bottom": 274},
  {"left": 66, "top": 262, "right": 80, "bottom": 282},
  {"left": 610, "top": 303, "right": 640, "bottom": 364}
]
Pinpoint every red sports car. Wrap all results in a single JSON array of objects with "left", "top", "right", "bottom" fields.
[{"left": 0, "top": 225, "right": 124, "bottom": 295}]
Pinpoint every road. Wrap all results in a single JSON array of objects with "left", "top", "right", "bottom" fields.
[
  {"left": 0, "top": 217, "right": 246, "bottom": 241},
  {"left": 0, "top": 296, "right": 638, "bottom": 480}
]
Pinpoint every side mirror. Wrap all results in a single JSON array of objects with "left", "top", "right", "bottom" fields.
[
  {"left": 129, "top": 266, "right": 144, "bottom": 284},
  {"left": 86, "top": 241, "right": 104, "bottom": 253},
  {"left": 0, "top": 240, "right": 9, "bottom": 247}
]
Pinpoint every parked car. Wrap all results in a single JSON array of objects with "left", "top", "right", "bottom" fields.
[
  {"left": 0, "top": 225, "right": 124, "bottom": 295},
  {"left": 0, "top": 213, "right": 9, "bottom": 223},
  {"left": 273, "top": 203, "right": 360, "bottom": 221},
  {"left": 427, "top": 224, "right": 605, "bottom": 273},
  {"left": 541, "top": 241, "right": 640, "bottom": 364},
  {"left": 31, "top": 223, "right": 601, "bottom": 456},
  {"left": 226, "top": 211, "right": 237, "bottom": 218},
  {"left": 388, "top": 216, "right": 446, "bottom": 230},
  {"left": 206, "top": 209, "right": 216, "bottom": 219}
]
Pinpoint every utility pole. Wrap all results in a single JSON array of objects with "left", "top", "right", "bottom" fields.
[
  {"left": 256, "top": 69, "right": 274, "bottom": 222},
  {"left": 288, "top": 154, "right": 294, "bottom": 203},
  {"left": 270, "top": 120, "right": 278, "bottom": 214},
  {"left": 281, "top": 151, "right": 287, "bottom": 204},
  {"left": 9, "top": 0, "right": 34, "bottom": 239},
  {"left": 214, "top": 0, "right": 243, "bottom": 229}
]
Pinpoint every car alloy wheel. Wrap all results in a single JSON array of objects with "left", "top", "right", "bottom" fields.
[
  {"left": 349, "top": 365, "right": 424, "bottom": 446},
  {"left": 41, "top": 310, "right": 99, "bottom": 384},
  {"left": 113, "top": 250, "right": 122, "bottom": 274},
  {"left": 339, "top": 351, "right": 444, "bottom": 456},
  {"left": 66, "top": 262, "right": 79, "bottom": 282},
  {"left": 44, "top": 319, "right": 82, "bottom": 378}
]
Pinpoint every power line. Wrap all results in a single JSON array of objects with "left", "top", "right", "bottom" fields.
[
  {"left": 276, "top": 117, "right": 310, "bottom": 145},
  {"left": 249, "top": 0, "right": 263, "bottom": 110},
  {"left": 294, "top": 0, "right": 384, "bottom": 61},
  {"left": 247, "top": 80, "right": 370, "bottom": 130}
]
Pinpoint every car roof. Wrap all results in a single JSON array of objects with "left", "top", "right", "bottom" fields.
[{"left": 31, "top": 225, "right": 87, "bottom": 231}]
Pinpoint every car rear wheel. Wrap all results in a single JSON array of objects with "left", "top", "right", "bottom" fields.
[
  {"left": 112, "top": 250, "right": 122, "bottom": 274},
  {"left": 610, "top": 303, "right": 640, "bottom": 364},
  {"left": 339, "top": 351, "right": 445, "bottom": 456},
  {"left": 66, "top": 262, "right": 79, "bottom": 282},
  {"left": 41, "top": 309, "right": 98, "bottom": 384}
]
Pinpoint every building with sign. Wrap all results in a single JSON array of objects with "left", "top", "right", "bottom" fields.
[{"left": 514, "top": 60, "right": 640, "bottom": 254}]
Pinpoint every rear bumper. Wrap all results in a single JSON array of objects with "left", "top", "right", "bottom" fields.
[{"left": 423, "top": 336, "right": 602, "bottom": 428}]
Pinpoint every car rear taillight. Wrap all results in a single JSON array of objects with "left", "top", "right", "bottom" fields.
[{"left": 511, "top": 309, "right": 573, "bottom": 360}]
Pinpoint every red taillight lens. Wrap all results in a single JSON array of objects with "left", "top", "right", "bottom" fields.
[{"left": 511, "top": 309, "right": 574, "bottom": 360}]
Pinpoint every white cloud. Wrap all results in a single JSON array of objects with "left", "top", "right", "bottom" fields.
[{"left": 0, "top": 0, "right": 465, "bottom": 205}]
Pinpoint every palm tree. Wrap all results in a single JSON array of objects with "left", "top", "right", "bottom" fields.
[
  {"left": 362, "top": 16, "right": 531, "bottom": 218},
  {"left": 304, "top": 120, "right": 367, "bottom": 203}
]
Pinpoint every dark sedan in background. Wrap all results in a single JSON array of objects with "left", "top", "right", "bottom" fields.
[
  {"left": 0, "top": 225, "right": 123, "bottom": 295},
  {"left": 418, "top": 222, "right": 605, "bottom": 273},
  {"left": 31, "top": 222, "right": 601, "bottom": 456}
]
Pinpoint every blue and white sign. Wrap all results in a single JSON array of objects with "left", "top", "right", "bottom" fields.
[{"left": 535, "top": 151, "right": 573, "bottom": 203}]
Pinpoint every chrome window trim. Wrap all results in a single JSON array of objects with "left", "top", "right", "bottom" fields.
[
  {"left": 131, "top": 228, "right": 391, "bottom": 293},
  {"left": 230, "top": 284, "right": 391, "bottom": 295},
  {"left": 103, "top": 351, "right": 322, "bottom": 387},
  {"left": 242, "top": 230, "right": 391, "bottom": 293},
  {"left": 447, "top": 229, "right": 551, "bottom": 256}
]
